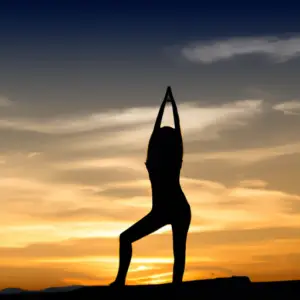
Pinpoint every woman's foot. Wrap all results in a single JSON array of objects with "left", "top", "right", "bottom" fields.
[
  {"left": 109, "top": 280, "right": 125, "bottom": 287},
  {"left": 171, "top": 279, "right": 183, "bottom": 286}
]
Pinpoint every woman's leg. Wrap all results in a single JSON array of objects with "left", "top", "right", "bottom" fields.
[
  {"left": 171, "top": 203, "right": 191, "bottom": 284},
  {"left": 111, "top": 210, "right": 167, "bottom": 286}
]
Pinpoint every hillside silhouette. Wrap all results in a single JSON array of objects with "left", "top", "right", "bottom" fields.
[{"left": 1, "top": 277, "right": 299, "bottom": 299}]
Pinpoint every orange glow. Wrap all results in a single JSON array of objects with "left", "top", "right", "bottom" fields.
[{"left": 1, "top": 100, "right": 300, "bottom": 290}]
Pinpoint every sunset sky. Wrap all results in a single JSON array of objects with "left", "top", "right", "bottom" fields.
[{"left": 1, "top": 1, "right": 300, "bottom": 290}]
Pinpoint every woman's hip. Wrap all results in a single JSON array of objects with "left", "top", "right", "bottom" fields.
[{"left": 152, "top": 196, "right": 191, "bottom": 221}]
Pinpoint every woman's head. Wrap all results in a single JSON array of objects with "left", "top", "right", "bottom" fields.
[
  {"left": 157, "top": 126, "right": 175, "bottom": 137},
  {"left": 156, "top": 126, "right": 177, "bottom": 151}
]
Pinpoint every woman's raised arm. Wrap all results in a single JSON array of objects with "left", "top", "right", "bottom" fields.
[
  {"left": 152, "top": 87, "right": 169, "bottom": 133},
  {"left": 168, "top": 87, "right": 182, "bottom": 144}
]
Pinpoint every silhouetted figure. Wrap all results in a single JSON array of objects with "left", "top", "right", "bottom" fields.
[{"left": 110, "top": 87, "right": 191, "bottom": 286}]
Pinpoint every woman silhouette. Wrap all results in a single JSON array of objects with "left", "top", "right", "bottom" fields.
[{"left": 110, "top": 86, "right": 191, "bottom": 286}]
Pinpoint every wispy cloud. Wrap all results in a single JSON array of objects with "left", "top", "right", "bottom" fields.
[
  {"left": 54, "top": 157, "right": 144, "bottom": 172},
  {"left": 0, "top": 107, "right": 155, "bottom": 134},
  {"left": 27, "top": 152, "right": 41, "bottom": 159},
  {"left": 273, "top": 100, "right": 300, "bottom": 115},
  {"left": 238, "top": 179, "right": 268, "bottom": 188},
  {"left": 0, "top": 100, "right": 263, "bottom": 135},
  {"left": 1, "top": 174, "right": 299, "bottom": 241},
  {"left": 180, "top": 36, "right": 300, "bottom": 64},
  {"left": 186, "top": 142, "right": 300, "bottom": 165},
  {"left": 58, "top": 100, "right": 263, "bottom": 154}
]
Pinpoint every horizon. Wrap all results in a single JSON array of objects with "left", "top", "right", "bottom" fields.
[
  {"left": 1, "top": 1, "right": 300, "bottom": 290},
  {"left": 1, "top": 276, "right": 298, "bottom": 293}
]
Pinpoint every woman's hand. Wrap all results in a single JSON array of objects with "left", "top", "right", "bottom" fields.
[
  {"left": 165, "top": 86, "right": 173, "bottom": 102},
  {"left": 167, "top": 87, "right": 183, "bottom": 152},
  {"left": 153, "top": 87, "right": 170, "bottom": 132}
]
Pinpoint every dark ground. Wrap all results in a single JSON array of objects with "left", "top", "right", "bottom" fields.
[{"left": 1, "top": 277, "right": 299, "bottom": 299}]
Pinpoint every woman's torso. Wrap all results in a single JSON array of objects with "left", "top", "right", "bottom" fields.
[
  {"left": 145, "top": 128, "right": 187, "bottom": 208},
  {"left": 146, "top": 129, "right": 182, "bottom": 183}
]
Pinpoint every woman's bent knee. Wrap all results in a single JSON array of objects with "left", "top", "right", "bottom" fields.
[{"left": 120, "top": 231, "right": 130, "bottom": 244}]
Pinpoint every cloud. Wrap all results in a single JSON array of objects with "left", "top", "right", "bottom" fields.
[
  {"left": 54, "top": 156, "right": 144, "bottom": 173},
  {"left": 180, "top": 36, "right": 300, "bottom": 64},
  {"left": 0, "top": 100, "right": 262, "bottom": 136},
  {"left": 282, "top": 199, "right": 300, "bottom": 214},
  {"left": 2, "top": 173, "right": 300, "bottom": 251},
  {"left": 273, "top": 100, "right": 300, "bottom": 115},
  {"left": 44, "top": 207, "right": 145, "bottom": 222},
  {"left": 0, "top": 227, "right": 299, "bottom": 260},
  {"left": 51, "top": 167, "right": 144, "bottom": 186},
  {"left": 62, "top": 100, "right": 262, "bottom": 154},
  {"left": 238, "top": 179, "right": 268, "bottom": 188},
  {"left": 0, "top": 265, "right": 105, "bottom": 290},
  {"left": 186, "top": 142, "right": 300, "bottom": 165},
  {"left": 0, "top": 106, "right": 156, "bottom": 134},
  {"left": 27, "top": 152, "right": 41, "bottom": 158}
]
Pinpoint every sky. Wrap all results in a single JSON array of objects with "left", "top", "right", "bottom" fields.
[{"left": 1, "top": 1, "right": 300, "bottom": 290}]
